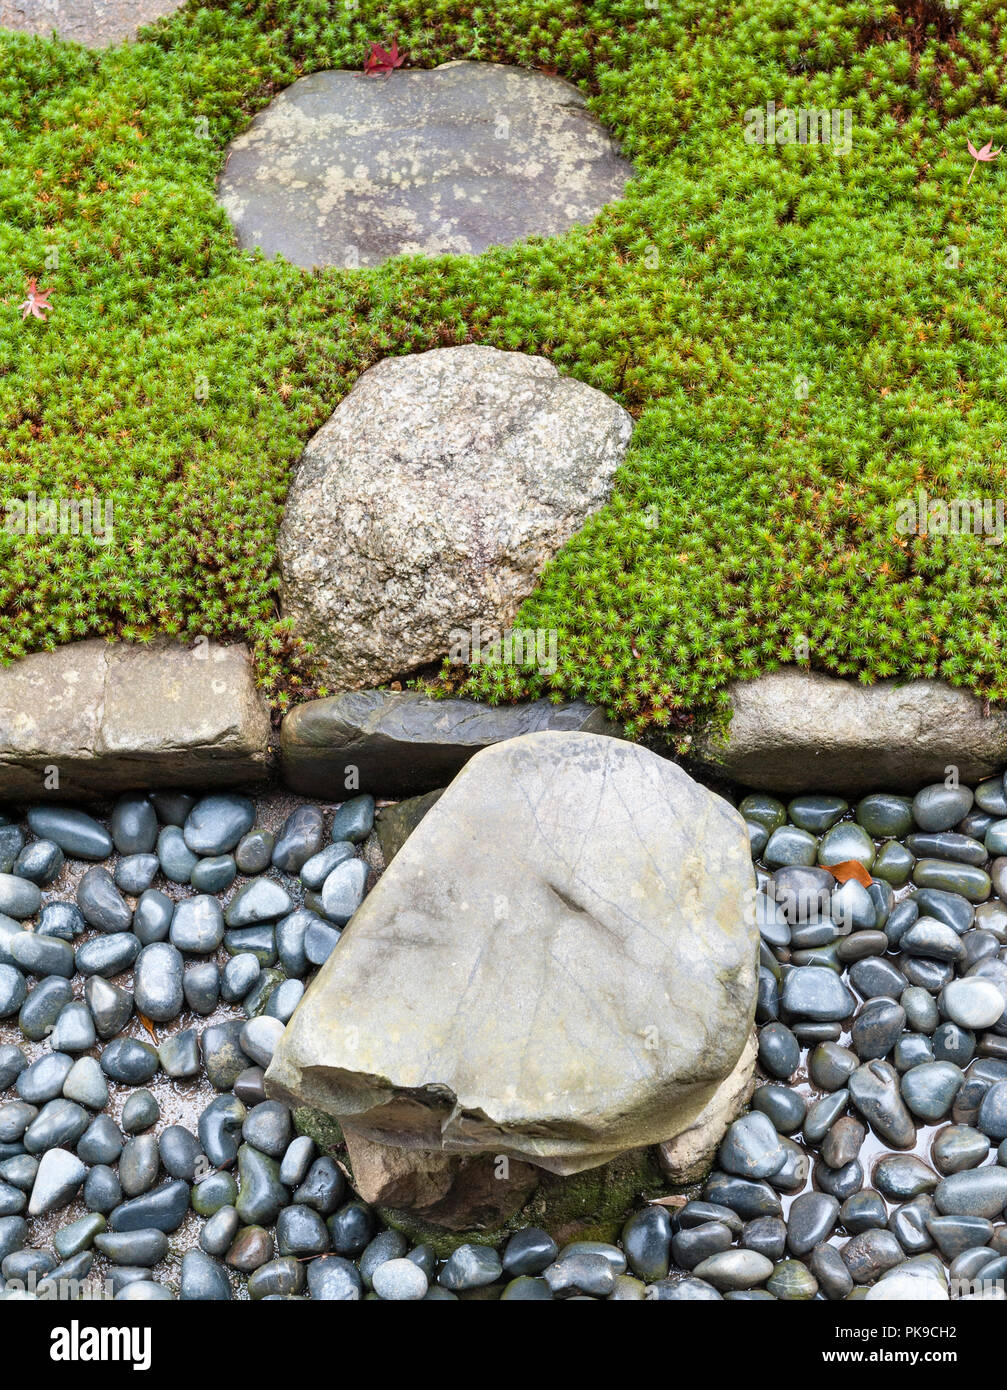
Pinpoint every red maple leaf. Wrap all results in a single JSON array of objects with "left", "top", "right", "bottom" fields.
[
  {"left": 824, "top": 859, "right": 873, "bottom": 889},
  {"left": 364, "top": 37, "right": 403, "bottom": 77},
  {"left": 19, "top": 276, "right": 54, "bottom": 321},
  {"left": 967, "top": 137, "right": 1001, "bottom": 184}
]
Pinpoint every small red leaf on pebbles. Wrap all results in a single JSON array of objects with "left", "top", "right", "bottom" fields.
[{"left": 825, "top": 859, "right": 872, "bottom": 888}]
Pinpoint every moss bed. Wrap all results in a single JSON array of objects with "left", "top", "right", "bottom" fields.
[{"left": 4, "top": 0, "right": 1007, "bottom": 730}]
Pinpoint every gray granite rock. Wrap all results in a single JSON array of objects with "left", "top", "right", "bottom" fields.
[
  {"left": 277, "top": 346, "right": 632, "bottom": 689},
  {"left": 0, "top": 0, "right": 184, "bottom": 47},
  {"left": 218, "top": 61, "right": 631, "bottom": 269},
  {"left": 267, "top": 731, "right": 758, "bottom": 1175}
]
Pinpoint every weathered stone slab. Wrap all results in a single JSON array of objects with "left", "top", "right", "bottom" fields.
[
  {"left": 278, "top": 345, "right": 633, "bottom": 689},
  {"left": 280, "top": 687, "right": 622, "bottom": 798},
  {"left": 689, "top": 668, "right": 1007, "bottom": 796},
  {"left": 0, "top": 640, "right": 270, "bottom": 799},
  {"left": 267, "top": 731, "right": 758, "bottom": 1176},
  {"left": 0, "top": 0, "right": 183, "bottom": 47},
  {"left": 217, "top": 61, "right": 632, "bottom": 269}
]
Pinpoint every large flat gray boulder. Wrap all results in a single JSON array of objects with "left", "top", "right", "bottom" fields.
[
  {"left": 689, "top": 667, "right": 1007, "bottom": 795},
  {"left": 0, "top": 640, "right": 270, "bottom": 798},
  {"left": 280, "top": 687, "right": 621, "bottom": 798},
  {"left": 217, "top": 61, "right": 632, "bottom": 269},
  {"left": 0, "top": 0, "right": 183, "bottom": 46},
  {"left": 267, "top": 731, "right": 758, "bottom": 1176},
  {"left": 278, "top": 346, "right": 633, "bottom": 689}
]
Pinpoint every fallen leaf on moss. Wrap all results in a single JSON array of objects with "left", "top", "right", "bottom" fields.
[{"left": 364, "top": 37, "right": 403, "bottom": 76}]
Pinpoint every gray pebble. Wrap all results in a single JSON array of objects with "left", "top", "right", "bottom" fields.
[
  {"left": 133, "top": 942, "right": 184, "bottom": 1022},
  {"left": 158, "top": 1028, "right": 200, "bottom": 1079},
  {"left": 27, "top": 806, "right": 111, "bottom": 860},
  {"left": 100, "top": 1038, "right": 159, "bottom": 1085},
  {"left": 122, "top": 1090, "right": 160, "bottom": 1135},
  {"left": 183, "top": 962, "right": 220, "bottom": 1015},
  {"left": 83, "top": 977, "right": 132, "bottom": 1036},
  {"left": 114, "top": 855, "right": 158, "bottom": 895},
  {"left": 76, "top": 866, "right": 132, "bottom": 933},
  {"left": 170, "top": 895, "right": 225, "bottom": 954},
  {"left": 190, "top": 855, "right": 237, "bottom": 894},
  {"left": 183, "top": 795, "right": 255, "bottom": 856}
]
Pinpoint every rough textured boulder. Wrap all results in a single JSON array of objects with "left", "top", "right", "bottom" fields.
[
  {"left": 689, "top": 668, "right": 1007, "bottom": 795},
  {"left": 0, "top": 640, "right": 270, "bottom": 798},
  {"left": 343, "top": 1130, "right": 542, "bottom": 1232},
  {"left": 344, "top": 1031, "right": 757, "bottom": 1230},
  {"left": 217, "top": 61, "right": 632, "bottom": 269},
  {"left": 267, "top": 731, "right": 758, "bottom": 1177},
  {"left": 278, "top": 346, "right": 633, "bottom": 689},
  {"left": 280, "top": 687, "right": 622, "bottom": 798},
  {"left": 0, "top": 0, "right": 183, "bottom": 46}
]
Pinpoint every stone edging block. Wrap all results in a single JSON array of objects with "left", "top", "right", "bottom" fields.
[
  {"left": 0, "top": 639, "right": 271, "bottom": 799},
  {"left": 688, "top": 667, "right": 1007, "bottom": 795},
  {"left": 280, "top": 688, "right": 622, "bottom": 798}
]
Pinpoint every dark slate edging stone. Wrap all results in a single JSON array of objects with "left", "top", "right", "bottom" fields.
[
  {"left": 687, "top": 667, "right": 1007, "bottom": 796},
  {"left": 0, "top": 639, "right": 271, "bottom": 801},
  {"left": 280, "top": 689, "right": 623, "bottom": 798}
]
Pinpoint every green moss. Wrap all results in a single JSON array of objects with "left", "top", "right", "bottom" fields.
[
  {"left": 4, "top": 1, "right": 1007, "bottom": 723},
  {"left": 376, "top": 1145, "right": 669, "bottom": 1257},
  {"left": 523, "top": 1147, "right": 669, "bottom": 1247},
  {"left": 243, "top": 966, "right": 285, "bottom": 1017},
  {"left": 293, "top": 1105, "right": 344, "bottom": 1154},
  {"left": 375, "top": 1205, "right": 505, "bottom": 1260}
]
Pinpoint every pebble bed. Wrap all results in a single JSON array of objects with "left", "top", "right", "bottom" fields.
[
  {"left": 2, "top": 777, "right": 1007, "bottom": 1301},
  {"left": 696, "top": 777, "right": 1007, "bottom": 1304}
]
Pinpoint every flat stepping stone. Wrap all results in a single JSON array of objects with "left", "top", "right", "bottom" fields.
[
  {"left": 217, "top": 61, "right": 632, "bottom": 268},
  {"left": 0, "top": 0, "right": 183, "bottom": 47},
  {"left": 689, "top": 667, "right": 1007, "bottom": 795}
]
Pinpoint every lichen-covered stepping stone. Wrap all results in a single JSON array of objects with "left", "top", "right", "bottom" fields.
[
  {"left": 217, "top": 60, "right": 632, "bottom": 269},
  {"left": 0, "top": 0, "right": 184, "bottom": 47}
]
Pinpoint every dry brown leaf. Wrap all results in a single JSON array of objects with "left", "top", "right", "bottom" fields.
[
  {"left": 825, "top": 859, "right": 872, "bottom": 889},
  {"left": 137, "top": 1011, "right": 158, "bottom": 1043}
]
